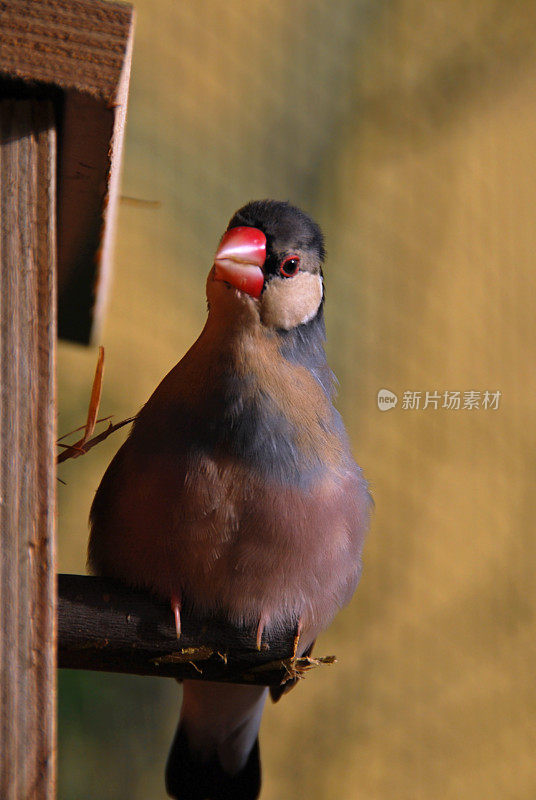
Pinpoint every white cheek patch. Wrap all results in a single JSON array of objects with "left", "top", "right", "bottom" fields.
[{"left": 260, "top": 272, "right": 323, "bottom": 330}]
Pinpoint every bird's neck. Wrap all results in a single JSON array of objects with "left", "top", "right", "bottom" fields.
[
  {"left": 199, "top": 302, "right": 332, "bottom": 395},
  {"left": 275, "top": 307, "right": 335, "bottom": 400},
  {"left": 138, "top": 302, "right": 344, "bottom": 482}
]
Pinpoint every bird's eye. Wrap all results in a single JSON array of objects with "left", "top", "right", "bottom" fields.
[{"left": 280, "top": 256, "right": 300, "bottom": 278}]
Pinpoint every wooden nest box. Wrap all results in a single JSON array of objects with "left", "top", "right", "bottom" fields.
[
  {"left": 0, "top": 0, "right": 135, "bottom": 345},
  {"left": 0, "top": 2, "right": 134, "bottom": 797}
]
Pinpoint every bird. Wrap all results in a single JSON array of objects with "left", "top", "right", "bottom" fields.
[{"left": 88, "top": 199, "right": 371, "bottom": 800}]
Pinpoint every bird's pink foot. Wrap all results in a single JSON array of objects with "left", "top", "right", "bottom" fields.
[{"left": 171, "top": 595, "right": 182, "bottom": 639}]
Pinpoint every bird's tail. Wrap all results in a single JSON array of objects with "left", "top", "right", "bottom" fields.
[
  {"left": 165, "top": 725, "right": 261, "bottom": 800},
  {"left": 165, "top": 681, "right": 267, "bottom": 800}
]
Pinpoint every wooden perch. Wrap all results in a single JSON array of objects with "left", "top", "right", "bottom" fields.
[{"left": 58, "top": 574, "right": 335, "bottom": 687}]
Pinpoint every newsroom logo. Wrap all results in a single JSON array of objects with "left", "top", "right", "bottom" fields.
[
  {"left": 376, "top": 389, "right": 501, "bottom": 411},
  {"left": 377, "top": 389, "right": 398, "bottom": 411}
]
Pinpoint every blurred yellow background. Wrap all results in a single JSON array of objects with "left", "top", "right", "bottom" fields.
[{"left": 57, "top": 1, "right": 536, "bottom": 798}]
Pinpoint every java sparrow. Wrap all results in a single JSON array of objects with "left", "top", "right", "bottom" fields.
[{"left": 88, "top": 199, "right": 371, "bottom": 799}]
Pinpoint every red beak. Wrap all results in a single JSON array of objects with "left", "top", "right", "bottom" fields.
[{"left": 213, "top": 226, "right": 266, "bottom": 298}]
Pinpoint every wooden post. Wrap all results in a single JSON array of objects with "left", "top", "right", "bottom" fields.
[
  {"left": 0, "top": 3, "right": 134, "bottom": 797},
  {"left": 0, "top": 97, "right": 56, "bottom": 800}
]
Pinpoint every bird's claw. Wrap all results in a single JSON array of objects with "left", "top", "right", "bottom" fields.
[
  {"left": 292, "top": 620, "right": 302, "bottom": 660},
  {"left": 256, "top": 615, "right": 267, "bottom": 651},
  {"left": 171, "top": 595, "right": 182, "bottom": 639}
]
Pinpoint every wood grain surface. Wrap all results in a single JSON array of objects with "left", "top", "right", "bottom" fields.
[
  {"left": 0, "top": 0, "right": 135, "bottom": 344},
  {"left": 0, "top": 98, "right": 57, "bottom": 800},
  {"left": 0, "top": 0, "right": 133, "bottom": 102}
]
